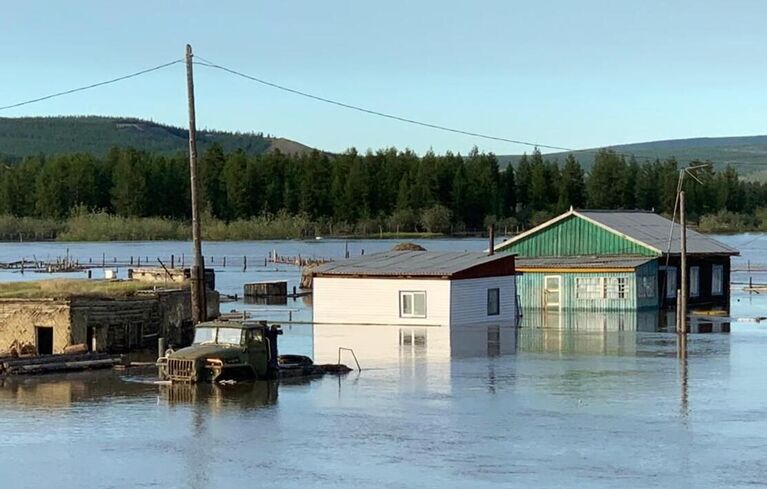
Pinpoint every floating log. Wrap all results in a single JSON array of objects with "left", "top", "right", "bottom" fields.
[
  {"left": 1, "top": 352, "right": 115, "bottom": 372},
  {"left": 10, "top": 358, "right": 119, "bottom": 375}
]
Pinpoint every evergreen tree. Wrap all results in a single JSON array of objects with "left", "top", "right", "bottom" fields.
[
  {"left": 222, "top": 150, "right": 249, "bottom": 219},
  {"left": 622, "top": 157, "right": 639, "bottom": 209},
  {"left": 515, "top": 153, "right": 532, "bottom": 208},
  {"left": 200, "top": 143, "right": 227, "bottom": 218},
  {"left": 111, "top": 149, "right": 148, "bottom": 217},
  {"left": 587, "top": 149, "right": 626, "bottom": 208},
  {"left": 558, "top": 154, "right": 585, "bottom": 210},
  {"left": 501, "top": 165, "right": 516, "bottom": 216}
]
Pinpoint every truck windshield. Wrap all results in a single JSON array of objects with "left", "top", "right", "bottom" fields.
[
  {"left": 193, "top": 327, "right": 217, "bottom": 344},
  {"left": 216, "top": 328, "right": 243, "bottom": 345}
]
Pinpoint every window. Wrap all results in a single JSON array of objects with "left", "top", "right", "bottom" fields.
[
  {"left": 712, "top": 265, "right": 724, "bottom": 296},
  {"left": 690, "top": 266, "right": 700, "bottom": 297},
  {"left": 193, "top": 327, "right": 217, "bottom": 344},
  {"left": 400, "top": 291, "right": 426, "bottom": 318},
  {"left": 576, "top": 277, "right": 630, "bottom": 300},
  {"left": 665, "top": 268, "right": 677, "bottom": 298},
  {"left": 487, "top": 288, "right": 500, "bottom": 316},
  {"left": 576, "top": 277, "right": 603, "bottom": 300},
  {"left": 604, "top": 277, "right": 629, "bottom": 299},
  {"left": 638, "top": 276, "right": 656, "bottom": 299}
]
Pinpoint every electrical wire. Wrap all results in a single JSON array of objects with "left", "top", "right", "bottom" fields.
[
  {"left": 0, "top": 59, "right": 184, "bottom": 112},
  {"left": 0, "top": 52, "right": 760, "bottom": 172},
  {"left": 192, "top": 56, "right": 576, "bottom": 153},
  {"left": 193, "top": 55, "right": 739, "bottom": 167}
]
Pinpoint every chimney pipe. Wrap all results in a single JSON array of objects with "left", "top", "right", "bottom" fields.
[{"left": 488, "top": 224, "right": 495, "bottom": 255}]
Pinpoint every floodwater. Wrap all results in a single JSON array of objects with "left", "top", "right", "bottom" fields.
[{"left": 1, "top": 235, "right": 767, "bottom": 488}]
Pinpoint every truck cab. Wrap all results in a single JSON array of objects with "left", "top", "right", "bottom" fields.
[{"left": 159, "top": 320, "right": 281, "bottom": 383}]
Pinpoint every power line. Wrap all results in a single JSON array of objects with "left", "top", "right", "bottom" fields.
[
  {"left": 0, "top": 52, "right": 759, "bottom": 171},
  {"left": 194, "top": 55, "right": 724, "bottom": 166},
  {"left": 192, "top": 56, "right": 575, "bottom": 153},
  {"left": 0, "top": 59, "right": 183, "bottom": 112}
]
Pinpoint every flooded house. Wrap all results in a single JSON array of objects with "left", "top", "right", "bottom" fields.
[
  {"left": 0, "top": 280, "right": 219, "bottom": 355},
  {"left": 494, "top": 208, "right": 738, "bottom": 312},
  {"left": 312, "top": 251, "right": 519, "bottom": 326}
]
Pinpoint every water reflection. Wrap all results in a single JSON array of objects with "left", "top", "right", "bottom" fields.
[
  {"left": 160, "top": 381, "right": 278, "bottom": 410},
  {"left": 312, "top": 323, "right": 520, "bottom": 365},
  {"left": 311, "top": 310, "right": 731, "bottom": 367},
  {"left": 0, "top": 370, "right": 157, "bottom": 407}
]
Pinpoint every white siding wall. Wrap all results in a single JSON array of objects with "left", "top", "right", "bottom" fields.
[
  {"left": 449, "top": 276, "right": 518, "bottom": 325},
  {"left": 313, "top": 277, "right": 452, "bottom": 325}
]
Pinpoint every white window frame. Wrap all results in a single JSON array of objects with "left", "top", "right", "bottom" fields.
[
  {"left": 690, "top": 266, "right": 700, "bottom": 297},
  {"left": 603, "top": 277, "right": 629, "bottom": 300},
  {"left": 712, "top": 265, "right": 724, "bottom": 296},
  {"left": 576, "top": 277, "right": 604, "bottom": 300},
  {"left": 399, "top": 291, "right": 427, "bottom": 318}
]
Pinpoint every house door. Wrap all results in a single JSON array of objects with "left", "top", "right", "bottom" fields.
[
  {"left": 544, "top": 276, "right": 562, "bottom": 310},
  {"left": 36, "top": 326, "right": 54, "bottom": 355}
]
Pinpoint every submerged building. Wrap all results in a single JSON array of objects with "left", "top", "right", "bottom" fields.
[
  {"left": 494, "top": 209, "right": 738, "bottom": 312},
  {"left": 0, "top": 282, "right": 219, "bottom": 355},
  {"left": 312, "top": 251, "right": 519, "bottom": 326}
]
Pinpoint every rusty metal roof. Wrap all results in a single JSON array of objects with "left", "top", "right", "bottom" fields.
[{"left": 313, "top": 251, "right": 514, "bottom": 277}]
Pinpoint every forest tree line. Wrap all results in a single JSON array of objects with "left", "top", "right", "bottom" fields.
[{"left": 0, "top": 144, "right": 765, "bottom": 235}]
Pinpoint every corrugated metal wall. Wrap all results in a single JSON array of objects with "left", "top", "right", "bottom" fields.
[
  {"left": 449, "top": 276, "right": 518, "bottom": 325},
  {"left": 501, "top": 215, "right": 658, "bottom": 257},
  {"left": 518, "top": 269, "right": 661, "bottom": 312}
]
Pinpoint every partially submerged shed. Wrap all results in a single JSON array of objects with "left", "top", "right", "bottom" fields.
[
  {"left": 0, "top": 280, "right": 220, "bottom": 355},
  {"left": 312, "top": 251, "right": 518, "bottom": 326}
]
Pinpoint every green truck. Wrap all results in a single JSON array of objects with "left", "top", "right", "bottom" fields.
[{"left": 158, "top": 319, "right": 322, "bottom": 383}]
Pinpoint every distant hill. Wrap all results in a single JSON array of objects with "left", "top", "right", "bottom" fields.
[
  {"left": 498, "top": 135, "right": 767, "bottom": 177},
  {"left": 0, "top": 116, "right": 314, "bottom": 162}
]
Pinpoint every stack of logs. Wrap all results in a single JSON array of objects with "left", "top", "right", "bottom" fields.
[{"left": 0, "top": 349, "right": 123, "bottom": 376}]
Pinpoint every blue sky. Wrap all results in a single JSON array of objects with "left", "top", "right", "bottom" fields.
[{"left": 2, "top": 1, "right": 766, "bottom": 155}]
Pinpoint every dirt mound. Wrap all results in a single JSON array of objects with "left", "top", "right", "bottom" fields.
[{"left": 391, "top": 242, "right": 426, "bottom": 251}]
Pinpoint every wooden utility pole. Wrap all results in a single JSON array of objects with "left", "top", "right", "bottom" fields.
[
  {"left": 186, "top": 44, "right": 206, "bottom": 324},
  {"left": 679, "top": 191, "right": 687, "bottom": 334},
  {"left": 488, "top": 224, "right": 495, "bottom": 256}
]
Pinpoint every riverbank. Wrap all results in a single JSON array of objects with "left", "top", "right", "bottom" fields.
[
  {"left": 2, "top": 209, "right": 765, "bottom": 242},
  {"left": 0, "top": 212, "right": 460, "bottom": 242}
]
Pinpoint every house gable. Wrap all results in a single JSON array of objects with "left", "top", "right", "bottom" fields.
[{"left": 498, "top": 214, "right": 659, "bottom": 258}]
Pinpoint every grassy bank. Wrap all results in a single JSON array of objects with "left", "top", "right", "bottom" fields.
[
  {"left": 0, "top": 211, "right": 452, "bottom": 242},
  {"left": 0, "top": 279, "right": 158, "bottom": 299},
  {"left": 697, "top": 209, "right": 767, "bottom": 234},
  {"left": 2, "top": 209, "right": 764, "bottom": 242}
]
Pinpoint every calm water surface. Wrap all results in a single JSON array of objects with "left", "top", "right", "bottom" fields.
[{"left": 1, "top": 235, "right": 766, "bottom": 488}]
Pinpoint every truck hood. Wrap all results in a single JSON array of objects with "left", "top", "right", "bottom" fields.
[{"left": 170, "top": 344, "right": 244, "bottom": 361}]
